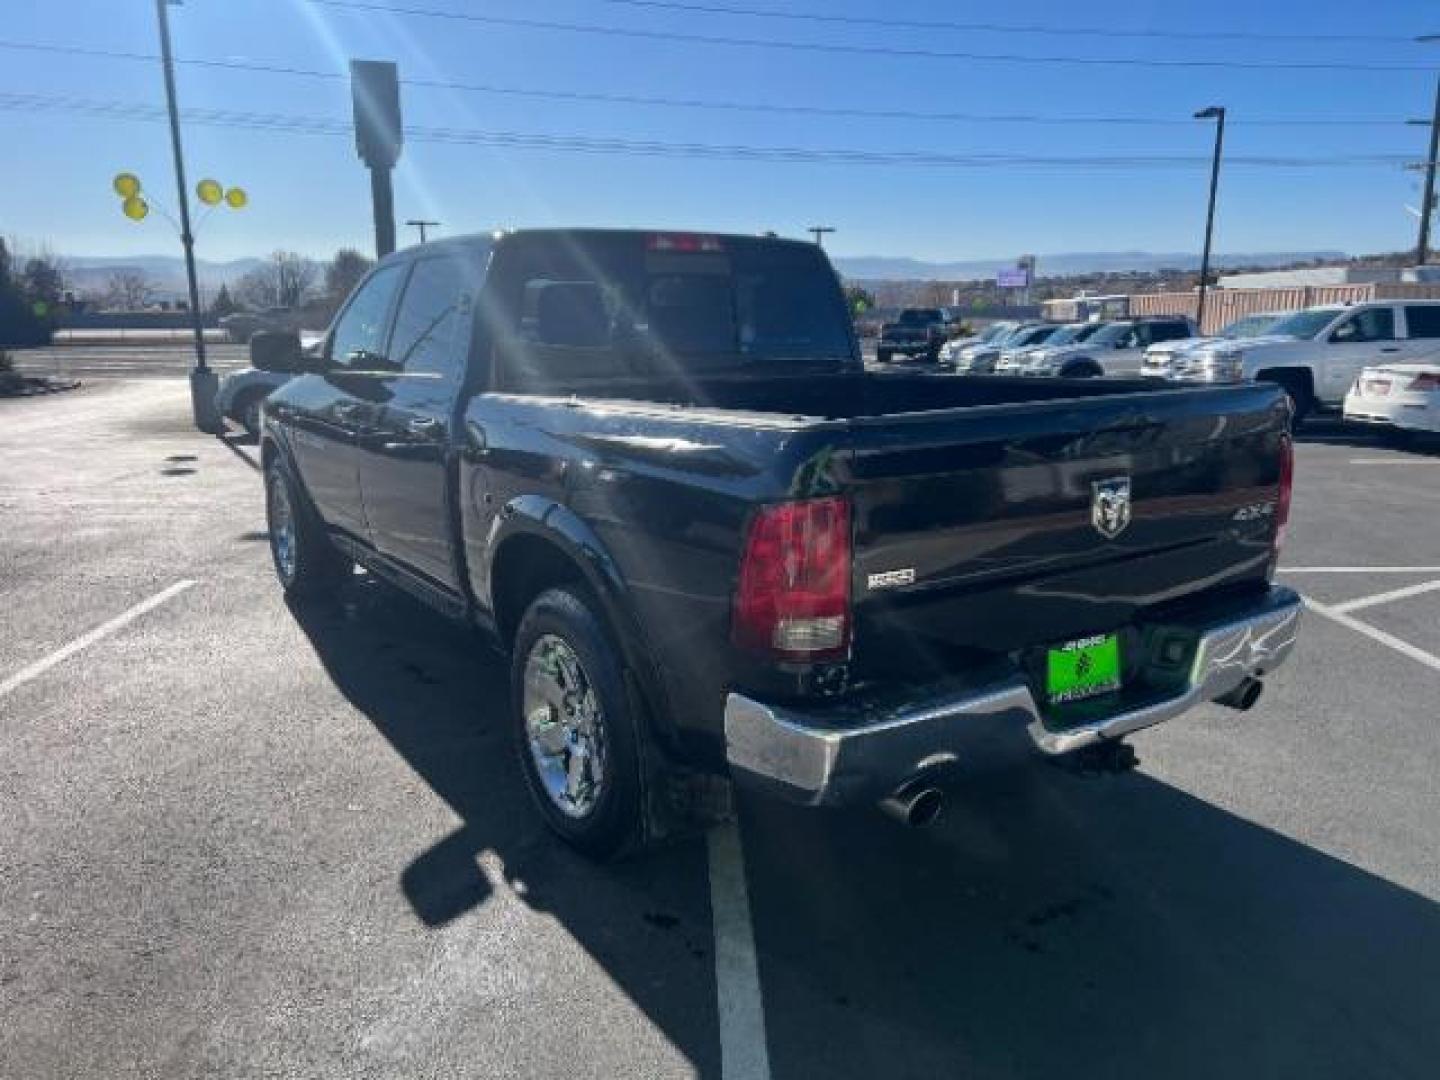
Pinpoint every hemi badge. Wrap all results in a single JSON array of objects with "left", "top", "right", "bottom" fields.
[{"left": 868, "top": 568, "right": 916, "bottom": 590}]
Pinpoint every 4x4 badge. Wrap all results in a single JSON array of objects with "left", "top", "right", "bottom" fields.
[{"left": 1091, "top": 477, "right": 1132, "bottom": 539}]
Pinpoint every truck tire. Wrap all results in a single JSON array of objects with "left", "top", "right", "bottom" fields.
[
  {"left": 264, "top": 460, "right": 351, "bottom": 599},
  {"left": 1258, "top": 370, "right": 1314, "bottom": 425},
  {"left": 511, "top": 586, "right": 646, "bottom": 860},
  {"left": 876, "top": 348, "right": 893, "bottom": 364}
]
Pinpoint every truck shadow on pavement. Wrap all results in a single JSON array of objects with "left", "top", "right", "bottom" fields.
[
  {"left": 739, "top": 756, "right": 1440, "bottom": 1080},
  {"left": 284, "top": 575, "right": 721, "bottom": 1075},
  {"left": 284, "top": 574, "right": 1439, "bottom": 1080}
]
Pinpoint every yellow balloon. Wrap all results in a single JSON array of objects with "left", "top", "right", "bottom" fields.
[
  {"left": 224, "top": 187, "right": 248, "bottom": 209},
  {"left": 113, "top": 172, "right": 141, "bottom": 198},
  {"left": 196, "top": 178, "right": 223, "bottom": 206},
  {"left": 122, "top": 196, "right": 149, "bottom": 221}
]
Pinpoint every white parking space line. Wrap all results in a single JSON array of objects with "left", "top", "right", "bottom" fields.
[
  {"left": 1347, "top": 458, "right": 1440, "bottom": 466},
  {"left": 1281, "top": 567, "right": 1440, "bottom": 574},
  {"left": 707, "top": 821, "right": 772, "bottom": 1080},
  {"left": 1329, "top": 579, "right": 1440, "bottom": 615},
  {"left": 1302, "top": 596, "right": 1440, "bottom": 676},
  {"left": 0, "top": 580, "right": 197, "bottom": 699}
]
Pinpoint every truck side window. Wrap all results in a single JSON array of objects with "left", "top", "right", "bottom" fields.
[
  {"left": 389, "top": 256, "right": 475, "bottom": 382},
  {"left": 330, "top": 264, "right": 404, "bottom": 369},
  {"left": 1331, "top": 308, "right": 1394, "bottom": 343}
]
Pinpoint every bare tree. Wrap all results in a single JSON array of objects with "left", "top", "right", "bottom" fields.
[
  {"left": 234, "top": 267, "right": 275, "bottom": 310},
  {"left": 234, "top": 251, "right": 319, "bottom": 310},
  {"left": 104, "top": 269, "right": 153, "bottom": 311},
  {"left": 325, "top": 248, "right": 372, "bottom": 304},
  {"left": 273, "top": 251, "right": 318, "bottom": 308}
]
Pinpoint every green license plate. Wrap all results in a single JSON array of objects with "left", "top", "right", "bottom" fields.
[{"left": 1047, "top": 633, "right": 1122, "bottom": 704}]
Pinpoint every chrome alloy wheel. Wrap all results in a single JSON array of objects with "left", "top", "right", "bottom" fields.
[
  {"left": 522, "top": 634, "right": 608, "bottom": 819},
  {"left": 268, "top": 473, "right": 297, "bottom": 583}
]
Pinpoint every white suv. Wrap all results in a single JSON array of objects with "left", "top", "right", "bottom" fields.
[{"left": 1173, "top": 301, "right": 1440, "bottom": 420}]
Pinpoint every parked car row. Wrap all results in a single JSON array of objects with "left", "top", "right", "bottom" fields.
[
  {"left": 934, "top": 317, "right": 1196, "bottom": 378},
  {"left": 913, "top": 300, "right": 1440, "bottom": 437},
  {"left": 1147, "top": 300, "right": 1440, "bottom": 427}
]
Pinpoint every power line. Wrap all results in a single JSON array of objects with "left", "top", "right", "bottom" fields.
[
  {"left": 0, "top": 91, "right": 1423, "bottom": 171},
  {"left": 304, "top": 0, "right": 1431, "bottom": 73},
  {"left": 587, "top": 0, "right": 1419, "bottom": 44},
  {"left": 0, "top": 40, "right": 1416, "bottom": 128}
]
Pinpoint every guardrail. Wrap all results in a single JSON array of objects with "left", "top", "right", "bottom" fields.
[{"left": 52, "top": 328, "right": 233, "bottom": 345}]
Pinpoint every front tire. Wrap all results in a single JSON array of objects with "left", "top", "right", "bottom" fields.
[
  {"left": 876, "top": 348, "right": 893, "bottom": 364},
  {"left": 1260, "top": 371, "right": 1315, "bottom": 425},
  {"left": 511, "top": 587, "right": 645, "bottom": 860},
  {"left": 264, "top": 461, "right": 350, "bottom": 599}
]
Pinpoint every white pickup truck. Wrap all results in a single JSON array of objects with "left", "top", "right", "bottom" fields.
[{"left": 1170, "top": 300, "right": 1440, "bottom": 420}]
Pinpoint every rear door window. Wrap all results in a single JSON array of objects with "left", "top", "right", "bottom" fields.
[
  {"left": 389, "top": 256, "right": 477, "bottom": 382},
  {"left": 1149, "top": 322, "right": 1190, "bottom": 342},
  {"left": 1403, "top": 305, "right": 1440, "bottom": 339}
]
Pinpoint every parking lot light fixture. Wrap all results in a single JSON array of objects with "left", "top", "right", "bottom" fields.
[{"left": 1193, "top": 106, "right": 1226, "bottom": 332}]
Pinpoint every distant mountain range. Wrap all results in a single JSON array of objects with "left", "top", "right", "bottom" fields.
[
  {"left": 832, "top": 250, "right": 1349, "bottom": 282},
  {"left": 60, "top": 248, "right": 1353, "bottom": 295},
  {"left": 63, "top": 255, "right": 266, "bottom": 298}
]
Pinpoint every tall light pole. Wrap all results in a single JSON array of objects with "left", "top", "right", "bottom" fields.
[
  {"left": 155, "top": 0, "right": 220, "bottom": 432},
  {"left": 1193, "top": 106, "right": 1226, "bottom": 333},
  {"left": 809, "top": 226, "right": 835, "bottom": 248},
  {"left": 1410, "top": 78, "right": 1440, "bottom": 265}
]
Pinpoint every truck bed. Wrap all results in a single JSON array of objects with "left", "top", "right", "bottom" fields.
[
  {"left": 517, "top": 369, "right": 1170, "bottom": 420},
  {"left": 477, "top": 370, "right": 1289, "bottom": 734}
]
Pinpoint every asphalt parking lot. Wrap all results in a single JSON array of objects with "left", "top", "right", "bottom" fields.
[{"left": 3, "top": 361, "right": 1438, "bottom": 1078}]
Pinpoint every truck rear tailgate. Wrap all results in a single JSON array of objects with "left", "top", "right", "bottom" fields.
[{"left": 844, "top": 383, "right": 1288, "bottom": 676}]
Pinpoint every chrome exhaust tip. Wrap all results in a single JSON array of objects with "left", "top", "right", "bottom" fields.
[
  {"left": 1215, "top": 677, "right": 1264, "bottom": 712},
  {"left": 878, "top": 781, "right": 945, "bottom": 828}
]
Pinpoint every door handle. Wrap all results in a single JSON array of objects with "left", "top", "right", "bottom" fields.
[
  {"left": 1380, "top": 346, "right": 1401, "bottom": 353},
  {"left": 408, "top": 416, "right": 443, "bottom": 435}
]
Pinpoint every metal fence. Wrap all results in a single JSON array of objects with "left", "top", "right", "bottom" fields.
[{"left": 1129, "top": 283, "right": 1440, "bottom": 334}]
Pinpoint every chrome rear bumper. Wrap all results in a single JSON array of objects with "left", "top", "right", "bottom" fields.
[{"left": 724, "top": 587, "right": 1302, "bottom": 806}]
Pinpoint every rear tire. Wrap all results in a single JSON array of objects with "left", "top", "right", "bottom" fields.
[
  {"left": 1061, "top": 361, "right": 1103, "bottom": 378},
  {"left": 876, "top": 348, "right": 893, "bottom": 364},
  {"left": 264, "top": 460, "right": 350, "bottom": 599},
  {"left": 511, "top": 587, "right": 646, "bottom": 860}
]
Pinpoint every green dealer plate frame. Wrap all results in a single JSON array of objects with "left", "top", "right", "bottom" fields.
[{"left": 1046, "top": 633, "right": 1122, "bottom": 705}]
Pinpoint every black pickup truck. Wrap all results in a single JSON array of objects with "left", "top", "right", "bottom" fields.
[
  {"left": 256, "top": 228, "right": 1301, "bottom": 857},
  {"left": 876, "top": 307, "right": 950, "bottom": 364}
]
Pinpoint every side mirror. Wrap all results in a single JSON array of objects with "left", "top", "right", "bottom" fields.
[{"left": 250, "top": 330, "right": 307, "bottom": 374}]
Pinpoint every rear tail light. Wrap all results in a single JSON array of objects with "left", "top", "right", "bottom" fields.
[
  {"left": 1274, "top": 434, "right": 1294, "bottom": 554},
  {"left": 1407, "top": 372, "right": 1440, "bottom": 392},
  {"left": 733, "top": 497, "right": 851, "bottom": 662}
]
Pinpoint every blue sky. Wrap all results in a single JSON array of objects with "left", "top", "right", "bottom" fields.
[{"left": 0, "top": 0, "right": 1436, "bottom": 263}]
